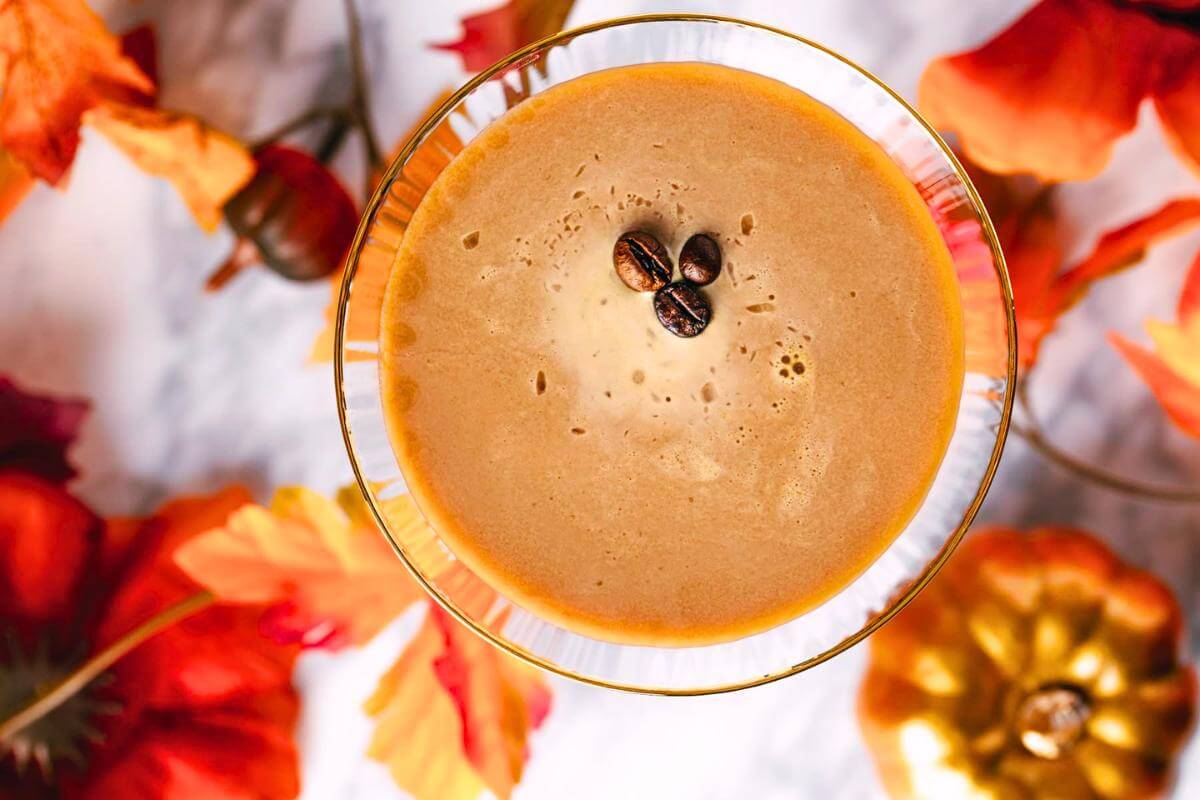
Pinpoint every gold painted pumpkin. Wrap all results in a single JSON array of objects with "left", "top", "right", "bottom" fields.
[{"left": 859, "top": 527, "right": 1195, "bottom": 799}]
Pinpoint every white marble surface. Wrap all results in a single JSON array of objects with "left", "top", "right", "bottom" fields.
[{"left": 3, "top": 0, "right": 1199, "bottom": 797}]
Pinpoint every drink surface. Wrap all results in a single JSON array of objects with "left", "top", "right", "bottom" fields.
[{"left": 380, "top": 62, "right": 964, "bottom": 646}]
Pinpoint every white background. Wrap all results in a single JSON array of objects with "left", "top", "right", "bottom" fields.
[{"left": 3, "top": 1, "right": 1198, "bottom": 797}]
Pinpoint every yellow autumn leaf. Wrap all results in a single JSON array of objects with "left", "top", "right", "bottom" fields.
[
  {"left": 86, "top": 103, "right": 254, "bottom": 232},
  {"left": 365, "top": 604, "right": 552, "bottom": 800}
]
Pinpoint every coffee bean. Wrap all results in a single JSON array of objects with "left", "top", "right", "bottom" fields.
[
  {"left": 613, "top": 231, "right": 672, "bottom": 292},
  {"left": 654, "top": 281, "right": 712, "bottom": 337},
  {"left": 679, "top": 233, "right": 721, "bottom": 286}
]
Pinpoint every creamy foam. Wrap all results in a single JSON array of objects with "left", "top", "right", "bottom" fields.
[{"left": 381, "top": 63, "right": 964, "bottom": 645}]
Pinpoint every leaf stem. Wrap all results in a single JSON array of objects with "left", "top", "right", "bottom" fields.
[
  {"left": 343, "top": 0, "right": 385, "bottom": 173},
  {"left": 1013, "top": 380, "right": 1200, "bottom": 503},
  {"left": 250, "top": 107, "right": 351, "bottom": 151},
  {"left": 0, "top": 592, "right": 215, "bottom": 743}
]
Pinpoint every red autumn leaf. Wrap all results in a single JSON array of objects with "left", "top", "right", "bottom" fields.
[
  {"left": 920, "top": 0, "right": 1200, "bottom": 181},
  {"left": 364, "top": 605, "right": 551, "bottom": 800},
  {"left": 209, "top": 144, "right": 358, "bottom": 289},
  {"left": 433, "top": 0, "right": 577, "bottom": 71},
  {"left": 0, "top": 376, "right": 89, "bottom": 483},
  {"left": 1111, "top": 250, "right": 1200, "bottom": 438},
  {"left": 0, "top": 480, "right": 300, "bottom": 799},
  {"left": 0, "top": 0, "right": 152, "bottom": 183},
  {"left": 119, "top": 25, "right": 158, "bottom": 96}
]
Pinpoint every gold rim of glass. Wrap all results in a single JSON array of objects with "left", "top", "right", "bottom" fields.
[{"left": 335, "top": 12, "right": 1017, "bottom": 695}]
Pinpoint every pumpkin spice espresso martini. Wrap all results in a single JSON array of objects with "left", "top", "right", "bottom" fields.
[{"left": 380, "top": 62, "right": 964, "bottom": 647}]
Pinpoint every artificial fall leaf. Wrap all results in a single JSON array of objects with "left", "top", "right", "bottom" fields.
[
  {"left": 365, "top": 604, "right": 551, "bottom": 800},
  {"left": 965, "top": 154, "right": 1200, "bottom": 366},
  {"left": 433, "top": 0, "right": 577, "bottom": 71},
  {"left": 0, "top": 0, "right": 152, "bottom": 184},
  {"left": 119, "top": 25, "right": 158, "bottom": 95},
  {"left": 919, "top": 0, "right": 1200, "bottom": 181},
  {"left": 1111, "top": 250, "right": 1200, "bottom": 438},
  {"left": 86, "top": 104, "right": 254, "bottom": 233},
  {"left": 0, "top": 146, "right": 33, "bottom": 224},
  {"left": 174, "top": 486, "right": 432, "bottom": 648},
  {"left": 0, "top": 375, "right": 89, "bottom": 483},
  {"left": 209, "top": 144, "right": 358, "bottom": 289}
]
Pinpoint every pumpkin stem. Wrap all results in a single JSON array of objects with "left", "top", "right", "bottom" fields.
[
  {"left": 1013, "top": 378, "right": 1200, "bottom": 503},
  {"left": 1014, "top": 684, "right": 1091, "bottom": 759},
  {"left": 0, "top": 592, "right": 214, "bottom": 744}
]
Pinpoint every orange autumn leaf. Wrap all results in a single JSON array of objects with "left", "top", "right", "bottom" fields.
[
  {"left": 1051, "top": 197, "right": 1200, "bottom": 309},
  {"left": 920, "top": 0, "right": 1200, "bottom": 181},
  {"left": 433, "top": 0, "right": 577, "bottom": 71},
  {"left": 86, "top": 103, "right": 254, "bottom": 232},
  {"left": 174, "top": 485, "right": 433, "bottom": 648},
  {"left": 968, "top": 153, "right": 1200, "bottom": 366},
  {"left": 0, "top": 145, "right": 33, "bottom": 224},
  {"left": 1111, "top": 250, "right": 1200, "bottom": 437},
  {"left": 0, "top": 0, "right": 152, "bottom": 184},
  {"left": 365, "top": 604, "right": 551, "bottom": 800}
]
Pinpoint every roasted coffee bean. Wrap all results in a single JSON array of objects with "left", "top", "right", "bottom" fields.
[
  {"left": 654, "top": 281, "right": 712, "bottom": 337},
  {"left": 679, "top": 233, "right": 721, "bottom": 286},
  {"left": 613, "top": 231, "right": 672, "bottom": 292}
]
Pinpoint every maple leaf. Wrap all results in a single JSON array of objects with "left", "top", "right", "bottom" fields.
[
  {"left": 0, "top": 8, "right": 253, "bottom": 231},
  {"left": 1110, "top": 250, "right": 1200, "bottom": 437},
  {"left": 174, "top": 486, "right": 435, "bottom": 648},
  {"left": 0, "top": 0, "right": 152, "bottom": 184},
  {"left": 364, "top": 604, "right": 551, "bottom": 800},
  {"left": 0, "top": 375, "right": 89, "bottom": 483},
  {"left": 433, "top": 0, "right": 577, "bottom": 71},
  {"left": 919, "top": 0, "right": 1200, "bottom": 181},
  {"left": 87, "top": 104, "right": 255, "bottom": 233}
]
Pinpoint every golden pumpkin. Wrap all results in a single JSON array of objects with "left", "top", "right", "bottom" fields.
[{"left": 859, "top": 527, "right": 1195, "bottom": 799}]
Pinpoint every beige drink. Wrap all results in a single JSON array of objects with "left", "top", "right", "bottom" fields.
[{"left": 380, "top": 63, "right": 964, "bottom": 646}]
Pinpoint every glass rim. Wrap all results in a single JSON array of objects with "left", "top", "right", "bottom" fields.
[{"left": 334, "top": 12, "right": 1018, "bottom": 695}]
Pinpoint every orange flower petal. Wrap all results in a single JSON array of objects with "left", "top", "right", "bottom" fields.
[
  {"left": 95, "top": 489, "right": 299, "bottom": 713},
  {"left": 365, "top": 605, "right": 550, "bottom": 800},
  {"left": 85, "top": 103, "right": 254, "bottom": 232},
  {"left": 919, "top": 0, "right": 1159, "bottom": 181},
  {"left": 0, "top": 0, "right": 153, "bottom": 183},
  {"left": 0, "top": 471, "right": 98, "bottom": 626},
  {"left": 77, "top": 687, "right": 299, "bottom": 800}
]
